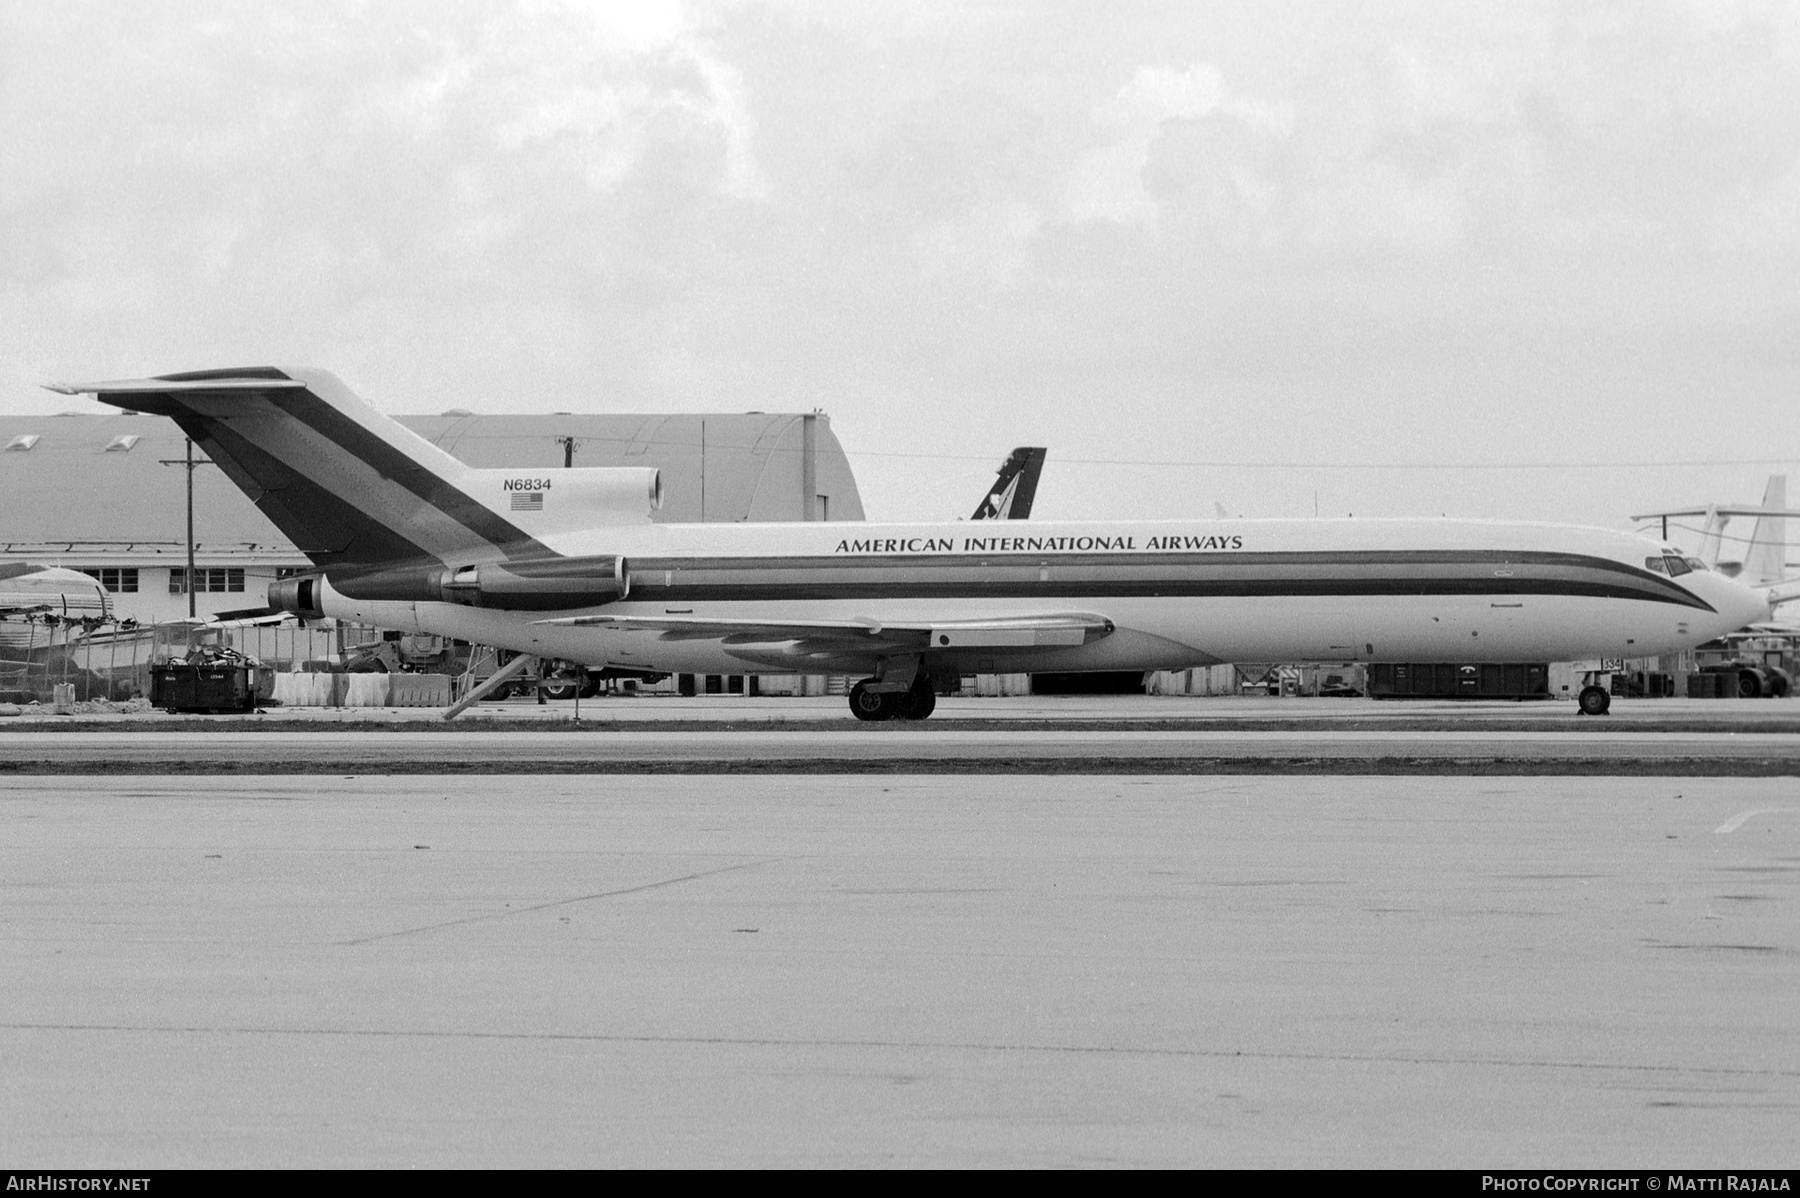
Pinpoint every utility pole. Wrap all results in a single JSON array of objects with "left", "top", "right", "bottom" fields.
[
  {"left": 801, "top": 413, "right": 818, "bottom": 521},
  {"left": 159, "top": 438, "right": 215, "bottom": 618},
  {"left": 186, "top": 438, "right": 196, "bottom": 617}
]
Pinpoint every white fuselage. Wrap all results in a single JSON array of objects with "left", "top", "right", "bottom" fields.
[{"left": 315, "top": 517, "right": 1771, "bottom": 675}]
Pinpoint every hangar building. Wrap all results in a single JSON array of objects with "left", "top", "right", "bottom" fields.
[{"left": 0, "top": 409, "right": 863, "bottom": 623}]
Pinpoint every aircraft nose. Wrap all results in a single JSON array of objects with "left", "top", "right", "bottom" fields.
[
  {"left": 1680, "top": 575, "right": 1765, "bottom": 639},
  {"left": 1717, "top": 576, "right": 1772, "bottom": 630}
]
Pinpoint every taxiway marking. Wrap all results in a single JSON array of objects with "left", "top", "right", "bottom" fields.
[{"left": 1713, "top": 807, "right": 1800, "bottom": 834}]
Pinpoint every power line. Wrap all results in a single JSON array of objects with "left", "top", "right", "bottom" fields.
[
  {"left": 839, "top": 448, "right": 1800, "bottom": 471},
  {"left": 1639, "top": 520, "right": 1800, "bottom": 549}
]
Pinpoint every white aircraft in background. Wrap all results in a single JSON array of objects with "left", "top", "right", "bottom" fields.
[
  {"left": 0, "top": 562, "right": 109, "bottom": 621},
  {"left": 0, "top": 563, "right": 109, "bottom": 677},
  {"left": 1632, "top": 475, "right": 1799, "bottom": 584},
  {"left": 49, "top": 367, "right": 1780, "bottom": 719}
]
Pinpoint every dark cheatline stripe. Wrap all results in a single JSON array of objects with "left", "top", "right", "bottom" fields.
[
  {"left": 263, "top": 382, "right": 545, "bottom": 559},
  {"left": 165, "top": 413, "right": 438, "bottom": 570},
  {"left": 139, "top": 371, "right": 546, "bottom": 565},
  {"left": 619, "top": 550, "right": 1715, "bottom": 611}
]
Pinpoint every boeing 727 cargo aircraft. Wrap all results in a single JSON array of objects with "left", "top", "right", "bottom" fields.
[{"left": 49, "top": 368, "right": 1778, "bottom": 719}]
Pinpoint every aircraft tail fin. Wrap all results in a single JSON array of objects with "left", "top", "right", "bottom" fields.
[
  {"left": 1742, "top": 475, "right": 1790, "bottom": 586},
  {"left": 1697, "top": 504, "right": 1727, "bottom": 568},
  {"left": 44, "top": 367, "right": 570, "bottom": 571},
  {"left": 970, "top": 447, "right": 1046, "bottom": 520}
]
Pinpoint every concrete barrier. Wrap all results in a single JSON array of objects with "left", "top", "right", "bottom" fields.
[
  {"left": 389, "top": 674, "right": 452, "bottom": 707},
  {"left": 342, "top": 674, "right": 392, "bottom": 708},
  {"left": 971, "top": 673, "right": 1033, "bottom": 697},
  {"left": 272, "top": 672, "right": 340, "bottom": 707}
]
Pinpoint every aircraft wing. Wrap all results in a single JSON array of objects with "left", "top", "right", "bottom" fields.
[
  {"left": 536, "top": 610, "right": 1114, "bottom": 650},
  {"left": 211, "top": 609, "right": 297, "bottom": 626}
]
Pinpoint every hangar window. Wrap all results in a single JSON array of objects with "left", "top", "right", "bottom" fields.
[
  {"left": 5, "top": 434, "right": 38, "bottom": 452},
  {"left": 81, "top": 568, "right": 138, "bottom": 593},
  {"left": 170, "top": 568, "right": 245, "bottom": 594},
  {"left": 104, "top": 434, "right": 141, "bottom": 453}
]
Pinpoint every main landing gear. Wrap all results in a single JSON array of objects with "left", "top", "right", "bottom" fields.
[
  {"left": 1577, "top": 684, "right": 1612, "bottom": 716},
  {"left": 849, "top": 676, "right": 937, "bottom": 722}
]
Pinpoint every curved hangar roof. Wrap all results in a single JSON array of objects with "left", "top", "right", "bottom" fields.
[{"left": 0, "top": 411, "right": 864, "bottom": 549}]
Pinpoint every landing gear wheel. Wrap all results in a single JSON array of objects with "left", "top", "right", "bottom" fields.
[
  {"left": 894, "top": 679, "right": 937, "bottom": 721},
  {"left": 849, "top": 679, "right": 895, "bottom": 722},
  {"left": 1577, "top": 684, "right": 1611, "bottom": 716}
]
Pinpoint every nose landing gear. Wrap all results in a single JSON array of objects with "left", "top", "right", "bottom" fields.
[{"left": 1577, "top": 684, "right": 1612, "bottom": 716}]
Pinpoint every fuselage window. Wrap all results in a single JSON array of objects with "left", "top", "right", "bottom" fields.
[
  {"left": 1664, "top": 555, "right": 1692, "bottom": 577},
  {"left": 1645, "top": 556, "right": 1668, "bottom": 574}
]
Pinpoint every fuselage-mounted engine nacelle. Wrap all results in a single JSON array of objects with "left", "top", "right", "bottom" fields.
[
  {"left": 268, "top": 573, "right": 329, "bottom": 619},
  {"left": 269, "top": 554, "right": 630, "bottom": 616},
  {"left": 436, "top": 555, "right": 630, "bottom": 609}
]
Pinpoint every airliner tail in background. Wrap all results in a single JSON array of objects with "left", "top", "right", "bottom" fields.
[{"left": 970, "top": 447, "right": 1045, "bottom": 520}]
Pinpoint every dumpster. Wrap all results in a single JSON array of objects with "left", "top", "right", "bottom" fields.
[
  {"left": 151, "top": 663, "right": 256, "bottom": 714},
  {"left": 1367, "top": 662, "right": 1549, "bottom": 700}
]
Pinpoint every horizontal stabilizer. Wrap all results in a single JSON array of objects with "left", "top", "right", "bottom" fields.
[
  {"left": 45, "top": 377, "right": 306, "bottom": 395},
  {"left": 1631, "top": 507, "right": 1800, "bottom": 521}
]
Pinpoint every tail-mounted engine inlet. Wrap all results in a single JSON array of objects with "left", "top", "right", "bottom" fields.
[{"left": 267, "top": 574, "right": 327, "bottom": 619}]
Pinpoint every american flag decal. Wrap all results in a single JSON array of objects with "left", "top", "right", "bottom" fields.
[{"left": 510, "top": 492, "right": 544, "bottom": 512}]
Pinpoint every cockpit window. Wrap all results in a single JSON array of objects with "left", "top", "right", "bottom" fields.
[
  {"left": 1664, "top": 555, "right": 1692, "bottom": 577},
  {"left": 1645, "top": 556, "right": 1668, "bottom": 574},
  {"left": 1683, "top": 557, "right": 1709, "bottom": 572}
]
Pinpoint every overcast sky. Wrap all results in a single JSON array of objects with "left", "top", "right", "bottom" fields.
[{"left": 5, "top": 1, "right": 1798, "bottom": 549}]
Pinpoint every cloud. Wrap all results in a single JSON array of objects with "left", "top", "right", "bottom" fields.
[
  {"left": 0, "top": 0, "right": 778, "bottom": 405},
  {"left": 1061, "top": 64, "right": 1290, "bottom": 232},
  {"left": 357, "top": 0, "right": 767, "bottom": 200},
  {"left": 5, "top": 1, "right": 1800, "bottom": 532}
]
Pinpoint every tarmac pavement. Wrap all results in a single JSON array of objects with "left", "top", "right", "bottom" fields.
[{"left": 3, "top": 773, "right": 1796, "bottom": 1168}]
